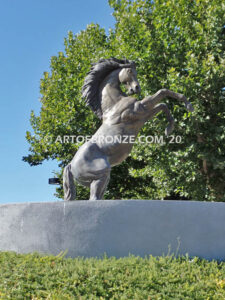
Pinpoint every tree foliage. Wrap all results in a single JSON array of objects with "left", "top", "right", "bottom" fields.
[{"left": 24, "top": 0, "right": 225, "bottom": 201}]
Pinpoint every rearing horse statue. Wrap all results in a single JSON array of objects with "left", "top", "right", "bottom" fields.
[{"left": 63, "top": 58, "right": 193, "bottom": 200}]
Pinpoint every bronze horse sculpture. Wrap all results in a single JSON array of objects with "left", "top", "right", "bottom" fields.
[{"left": 63, "top": 58, "right": 193, "bottom": 200}]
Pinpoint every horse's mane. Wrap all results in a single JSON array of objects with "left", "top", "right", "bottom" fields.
[{"left": 82, "top": 57, "right": 135, "bottom": 119}]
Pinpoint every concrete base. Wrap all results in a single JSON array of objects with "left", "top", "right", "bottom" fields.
[{"left": 0, "top": 200, "right": 225, "bottom": 260}]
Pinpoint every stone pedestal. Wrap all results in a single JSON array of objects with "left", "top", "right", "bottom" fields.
[{"left": 0, "top": 200, "right": 225, "bottom": 260}]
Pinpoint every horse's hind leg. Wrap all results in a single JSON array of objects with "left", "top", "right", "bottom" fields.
[
  {"left": 70, "top": 142, "right": 111, "bottom": 200},
  {"left": 90, "top": 172, "right": 110, "bottom": 200}
]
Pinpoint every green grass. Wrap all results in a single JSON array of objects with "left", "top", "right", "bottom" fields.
[{"left": 1, "top": 252, "right": 225, "bottom": 299}]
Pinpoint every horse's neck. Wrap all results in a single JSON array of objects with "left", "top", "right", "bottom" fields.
[{"left": 100, "top": 70, "right": 124, "bottom": 113}]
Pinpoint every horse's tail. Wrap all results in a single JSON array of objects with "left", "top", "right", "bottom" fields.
[{"left": 63, "top": 164, "right": 76, "bottom": 201}]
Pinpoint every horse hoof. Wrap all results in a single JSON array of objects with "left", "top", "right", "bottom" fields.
[
  {"left": 187, "top": 103, "right": 194, "bottom": 112},
  {"left": 165, "top": 125, "right": 174, "bottom": 136}
]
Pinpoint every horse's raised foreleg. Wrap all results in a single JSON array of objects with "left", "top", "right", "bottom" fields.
[
  {"left": 148, "top": 103, "right": 175, "bottom": 136},
  {"left": 141, "top": 89, "right": 194, "bottom": 112}
]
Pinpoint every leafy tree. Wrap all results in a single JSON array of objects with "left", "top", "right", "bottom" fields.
[{"left": 24, "top": 0, "right": 225, "bottom": 201}]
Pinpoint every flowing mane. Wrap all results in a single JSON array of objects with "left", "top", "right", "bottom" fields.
[{"left": 82, "top": 58, "right": 135, "bottom": 119}]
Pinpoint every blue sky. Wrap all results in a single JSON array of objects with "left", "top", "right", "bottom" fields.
[{"left": 0, "top": 0, "right": 115, "bottom": 204}]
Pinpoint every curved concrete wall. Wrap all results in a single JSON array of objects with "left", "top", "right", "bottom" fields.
[{"left": 0, "top": 200, "right": 225, "bottom": 260}]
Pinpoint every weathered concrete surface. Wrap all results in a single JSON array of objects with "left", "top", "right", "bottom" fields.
[{"left": 0, "top": 200, "right": 225, "bottom": 260}]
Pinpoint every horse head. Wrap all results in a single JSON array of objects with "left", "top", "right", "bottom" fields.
[
  {"left": 118, "top": 66, "right": 141, "bottom": 95},
  {"left": 82, "top": 58, "right": 140, "bottom": 119}
]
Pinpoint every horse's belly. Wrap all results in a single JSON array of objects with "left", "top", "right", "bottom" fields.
[
  {"left": 98, "top": 141, "right": 134, "bottom": 166},
  {"left": 109, "top": 151, "right": 131, "bottom": 166}
]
